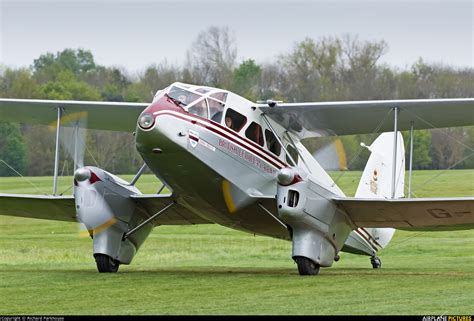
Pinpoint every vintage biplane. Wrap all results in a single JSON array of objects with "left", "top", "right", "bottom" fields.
[{"left": 0, "top": 82, "right": 473, "bottom": 275}]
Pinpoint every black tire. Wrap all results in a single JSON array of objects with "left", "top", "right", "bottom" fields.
[
  {"left": 295, "top": 256, "right": 320, "bottom": 276},
  {"left": 95, "top": 254, "right": 120, "bottom": 273},
  {"left": 371, "top": 256, "right": 381, "bottom": 269}
]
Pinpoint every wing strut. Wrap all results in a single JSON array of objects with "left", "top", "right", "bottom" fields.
[
  {"left": 53, "top": 106, "right": 63, "bottom": 195},
  {"left": 391, "top": 107, "right": 399, "bottom": 199},
  {"left": 130, "top": 163, "right": 147, "bottom": 186},
  {"left": 122, "top": 201, "right": 175, "bottom": 240},
  {"left": 408, "top": 122, "right": 414, "bottom": 197},
  {"left": 257, "top": 203, "right": 289, "bottom": 230}
]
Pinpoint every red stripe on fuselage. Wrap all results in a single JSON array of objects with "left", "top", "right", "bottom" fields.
[
  {"left": 154, "top": 111, "right": 287, "bottom": 170},
  {"left": 359, "top": 227, "right": 383, "bottom": 249},
  {"left": 354, "top": 229, "right": 380, "bottom": 252}
]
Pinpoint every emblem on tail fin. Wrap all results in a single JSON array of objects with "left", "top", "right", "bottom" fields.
[{"left": 370, "top": 169, "right": 378, "bottom": 194}]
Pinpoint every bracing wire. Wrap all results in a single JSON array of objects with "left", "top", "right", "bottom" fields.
[
  {"left": 0, "top": 159, "right": 48, "bottom": 195},
  {"left": 402, "top": 108, "right": 474, "bottom": 196},
  {"left": 332, "top": 108, "right": 394, "bottom": 187}
]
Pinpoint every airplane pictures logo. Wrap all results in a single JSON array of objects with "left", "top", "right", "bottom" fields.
[{"left": 423, "top": 316, "right": 472, "bottom": 321}]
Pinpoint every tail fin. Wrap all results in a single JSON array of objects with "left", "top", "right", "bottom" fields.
[
  {"left": 356, "top": 132, "right": 405, "bottom": 199},
  {"left": 355, "top": 132, "right": 405, "bottom": 248}
]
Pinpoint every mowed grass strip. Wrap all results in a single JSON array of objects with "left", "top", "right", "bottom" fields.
[{"left": 0, "top": 170, "right": 473, "bottom": 315}]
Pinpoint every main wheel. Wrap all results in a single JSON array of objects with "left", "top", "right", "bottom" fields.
[
  {"left": 295, "top": 256, "right": 320, "bottom": 276},
  {"left": 95, "top": 254, "right": 120, "bottom": 273}
]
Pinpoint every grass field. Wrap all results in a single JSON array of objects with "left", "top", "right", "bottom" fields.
[{"left": 0, "top": 170, "right": 473, "bottom": 315}]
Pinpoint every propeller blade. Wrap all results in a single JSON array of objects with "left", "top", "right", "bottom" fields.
[
  {"left": 59, "top": 111, "right": 88, "bottom": 170},
  {"left": 312, "top": 138, "right": 348, "bottom": 171}
]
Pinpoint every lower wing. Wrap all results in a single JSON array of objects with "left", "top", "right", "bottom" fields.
[
  {"left": 0, "top": 193, "right": 211, "bottom": 225},
  {"left": 333, "top": 197, "right": 474, "bottom": 231}
]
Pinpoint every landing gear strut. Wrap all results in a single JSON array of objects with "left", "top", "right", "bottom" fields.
[
  {"left": 95, "top": 254, "right": 120, "bottom": 273},
  {"left": 295, "top": 256, "right": 320, "bottom": 275},
  {"left": 371, "top": 256, "right": 382, "bottom": 269}
]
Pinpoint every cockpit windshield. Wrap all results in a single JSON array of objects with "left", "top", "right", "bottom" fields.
[{"left": 167, "top": 86, "right": 201, "bottom": 106}]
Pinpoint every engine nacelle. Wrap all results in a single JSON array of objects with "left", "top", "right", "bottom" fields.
[
  {"left": 276, "top": 172, "right": 353, "bottom": 267},
  {"left": 74, "top": 166, "right": 152, "bottom": 264}
]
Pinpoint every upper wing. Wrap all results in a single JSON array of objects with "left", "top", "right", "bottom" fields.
[
  {"left": 333, "top": 197, "right": 474, "bottom": 231},
  {"left": 258, "top": 98, "right": 474, "bottom": 137},
  {"left": 0, "top": 98, "right": 149, "bottom": 132},
  {"left": 0, "top": 193, "right": 211, "bottom": 225}
]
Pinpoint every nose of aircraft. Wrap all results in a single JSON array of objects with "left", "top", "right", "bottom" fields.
[
  {"left": 135, "top": 95, "right": 188, "bottom": 156},
  {"left": 136, "top": 95, "right": 184, "bottom": 131}
]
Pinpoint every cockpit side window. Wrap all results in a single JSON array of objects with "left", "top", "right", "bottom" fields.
[
  {"left": 209, "top": 98, "right": 225, "bottom": 123},
  {"left": 188, "top": 98, "right": 208, "bottom": 119},
  {"left": 224, "top": 108, "right": 247, "bottom": 132},
  {"left": 265, "top": 129, "right": 281, "bottom": 156},
  {"left": 245, "top": 122, "right": 264, "bottom": 147}
]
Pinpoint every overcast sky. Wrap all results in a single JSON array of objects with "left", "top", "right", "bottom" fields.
[{"left": 0, "top": 0, "right": 472, "bottom": 75}]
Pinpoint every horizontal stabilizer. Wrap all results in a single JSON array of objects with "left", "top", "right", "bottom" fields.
[{"left": 333, "top": 197, "right": 474, "bottom": 231}]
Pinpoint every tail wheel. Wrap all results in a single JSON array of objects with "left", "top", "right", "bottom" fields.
[
  {"left": 295, "top": 256, "right": 320, "bottom": 276},
  {"left": 371, "top": 256, "right": 382, "bottom": 269},
  {"left": 95, "top": 254, "right": 120, "bottom": 273}
]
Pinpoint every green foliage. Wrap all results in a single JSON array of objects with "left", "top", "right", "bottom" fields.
[
  {"left": 38, "top": 70, "right": 101, "bottom": 100},
  {"left": 0, "top": 122, "right": 27, "bottom": 176},
  {"left": 232, "top": 59, "right": 261, "bottom": 100},
  {"left": 402, "top": 130, "right": 432, "bottom": 169},
  {"left": 0, "top": 68, "right": 39, "bottom": 98},
  {"left": 33, "top": 48, "right": 96, "bottom": 83},
  {"left": 81, "top": 66, "right": 131, "bottom": 101}
]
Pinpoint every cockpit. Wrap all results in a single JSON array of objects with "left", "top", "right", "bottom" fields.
[
  {"left": 153, "top": 82, "right": 227, "bottom": 123},
  {"left": 151, "top": 82, "right": 284, "bottom": 159}
]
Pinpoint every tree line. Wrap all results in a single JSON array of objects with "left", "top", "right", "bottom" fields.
[{"left": 0, "top": 26, "right": 473, "bottom": 176}]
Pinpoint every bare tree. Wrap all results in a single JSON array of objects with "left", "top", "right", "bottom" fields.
[
  {"left": 339, "top": 34, "right": 389, "bottom": 100},
  {"left": 185, "top": 26, "right": 237, "bottom": 88}
]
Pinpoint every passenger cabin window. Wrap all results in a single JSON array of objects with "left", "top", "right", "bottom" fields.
[
  {"left": 245, "top": 122, "right": 264, "bottom": 146},
  {"left": 286, "top": 144, "right": 299, "bottom": 164},
  {"left": 265, "top": 130, "right": 281, "bottom": 156},
  {"left": 225, "top": 108, "right": 247, "bottom": 132},
  {"left": 188, "top": 98, "right": 208, "bottom": 119}
]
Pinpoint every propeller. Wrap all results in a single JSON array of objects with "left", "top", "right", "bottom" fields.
[
  {"left": 59, "top": 111, "right": 87, "bottom": 170},
  {"left": 56, "top": 111, "right": 117, "bottom": 237},
  {"left": 312, "top": 137, "right": 348, "bottom": 171}
]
